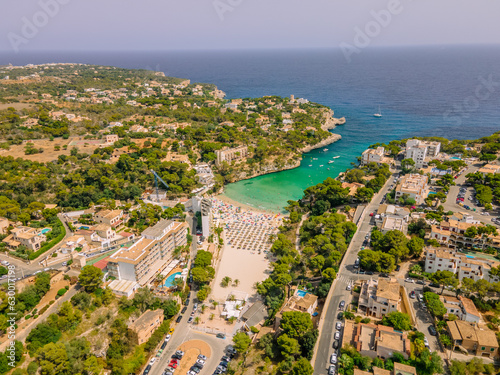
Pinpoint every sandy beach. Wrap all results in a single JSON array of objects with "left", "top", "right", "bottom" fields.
[{"left": 209, "top": 197, "right": 280, "bottom": 302}]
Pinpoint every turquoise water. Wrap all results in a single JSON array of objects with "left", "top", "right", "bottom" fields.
[
  {"left": 163, "top": 272, "right": 181, "bottom": 288},
  {"left": 79, "top": 226, "right": 89, "bottom": 230},
  {"left": 41, "top": 228, "right": 51, "bottom": 234},
  {"left": 296, "top": 290, "right": 309, "bottom": 297},
  {"left": 224, "top": 126, "right": 369, "bottom": 212}
]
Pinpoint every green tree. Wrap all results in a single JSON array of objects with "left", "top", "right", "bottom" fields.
[
  {"left": 408, "top": 237, "right": 425, "bottom": 257},
  {"left": 280, "top": 311, "right": 313, "bottom": 339},
  {"left": 233, "top": 332, "right": 252, "bottom": 354},
  {"left": 36, "top": 342, "right": 70, "bottom": 375},
  {"left": 277, "top": 334, "right": 300, "bottom": 357},
  {"left": 431, "top": 270, "right": 459, "bottom": 294},
  {"left": 381, "top": 312, "right": 412, "bottom": 331},
  {"left": 291, "top": 357, "right": 314, "bottom": 375},
  {"left": 355, "top": 187, "right": 374, "bottom": 203},
  {"left": 78, "top": 266, "right": 103, "bottom": 293},
  {"left": 321, "top": 268, "right": 337, "bottom": 282}
]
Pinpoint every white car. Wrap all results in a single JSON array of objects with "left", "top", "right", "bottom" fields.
[
  {"left": 404, "top": 278, "right": 414, "bottom": 283},
  {"left": 346, "top": 284, "right": 352, "bottom": 291},
  {"left": 149, "top": 358, "right": 156, "bottom": 365},
  {"left": 424, "top": 337, "right": 429, "bottom": 347},
  {"left": 165, "top": 334, "right": 171, "bottom": 342},
  {"left": 330, "top": 354, "right": 337, "bottom": 364},
  {"left": 334, "top": 331, "right": 340, "bottom": 340},
  {"left": 335, "top": 322, "right": 342, "bottom": 330}
]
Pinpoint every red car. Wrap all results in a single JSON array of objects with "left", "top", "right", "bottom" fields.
[{"left": 169, "top": 363, "right": 178, "bottom": 369}]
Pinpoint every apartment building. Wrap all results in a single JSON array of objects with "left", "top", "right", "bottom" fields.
[
  {"left": 447, "top": 320, "right": 499, "bottom": 357},
  {"left": 355, "top": 363, "right": 416, "bottom": 375},
  {"left": 129, "top": 309, "right": 164, "bottom": 345},
  {"left": 478, "top": 163, "right": 500, "bottom": 177},
  {"left": 440, "top": 295, "right": 481, "bottom": 323},
  {"left": 3, "top": 226, "right": 46, "bottom": 251},
  {"left": 394, "top": 174, "right": 428, "bottom": 205},
  {"left": 361, "top": 147, "right": 392, "bottom": 166},
  {"left": 405, "top": 139, "right": 441, "bottom": 168},
  {"left": 215, "top": 145, "right": 248, "bottom": 167},
  {"left": 347, "top": 322, "right": 411, "bottom": 359},
  {"left": 358, "top": 279, "right": 403, "bottom": 319},
  {"left": 108, "top": 220, "right": 188, "bottom": 286},
  {"left": 95, "top": 209, "right": 124, "bottom": 228},
  {"left": 424, "top": 246, "right": 500, "bottom": 282},
  {"left": 141, "top": 220, "right": 188, "bottom": 259},
  {"left": 201, "top": 198, "right": 213, "bottom": 238},
  {"left": 429, "top": 219, "right": 500, "bottom": 251},
  {"left": 374, "top": 205, "right": 410, "bottom": 234}
]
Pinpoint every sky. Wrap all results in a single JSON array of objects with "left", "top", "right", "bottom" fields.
[{"left": 1, "top": 0, "right": 499, "bottom": 52}]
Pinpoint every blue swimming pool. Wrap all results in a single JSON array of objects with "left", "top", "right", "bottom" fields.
[
  {"left": 41, "top": 228, "right": 51, "bottom": 234},
  {"left": 163, "top": 272, "right": 182, "bottom": 288},
  {"left": 296, "top": 289, "right": 308, "bottom": 297},
  {"left": 79, "top": 226, "right": 89, "bottom": 230}
]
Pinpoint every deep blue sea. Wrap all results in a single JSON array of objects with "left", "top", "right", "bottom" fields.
[{"left": 2, "top": 46, "right": 500, "bottom": 210}]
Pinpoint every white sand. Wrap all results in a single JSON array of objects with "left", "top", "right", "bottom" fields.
[{"left": 211, "top": 241, "right": 271, "bottom": 302}]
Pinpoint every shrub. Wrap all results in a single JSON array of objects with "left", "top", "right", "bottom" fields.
[{"left": 57, "top": 288, "right": 67, "bottom": 297}]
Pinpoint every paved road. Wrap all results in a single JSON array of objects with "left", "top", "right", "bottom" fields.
[
  {"left": 313, "top": 174, "right": 396, "bottom": 375},
  {"left": 150, "top": 298, "right": 227, "bottom": 375}
]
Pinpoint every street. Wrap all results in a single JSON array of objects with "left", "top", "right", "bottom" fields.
[{"left": 312, "top": 174, "right": 396, "bottom": 375}]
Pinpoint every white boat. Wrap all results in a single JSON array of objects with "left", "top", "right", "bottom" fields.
[
  {"left": 319, "top": 165, "right": 324, "bottom": 167},
  {"left": 333, "top": 156, "right": 340, "bottom": 159},
  {"left": 374, "top": 106, "right": 382, "bottom": 118},
  {"left": 308, "top": 164, "right": 313, "bottom": 167},
  {"left": 328, "top": 161, "right": 334, "bottom": 164},
  {"left": 313, "top": 158, "right": 318, "bottom": 160},
  {"left": 323, "top": 148, "right": 329, "bottom": 151}
]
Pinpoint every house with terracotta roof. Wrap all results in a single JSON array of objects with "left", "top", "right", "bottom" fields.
[
  {"left": 447, "top": 320, "right": 499, "bottom": 357},
  {"left": 358, "top": 279, "right": 404, "bottom": 319},
  {"left": 346, "top": 321, "right": 411, "bottom": 359},
  {"left": 280, "top": 288, "right": 318, "bottom": 316},
  {"left": 95, "top": 209, "right": 124, "bottom": 228},
  {"left": 3, "top": 226, "right": 46, "bottom": 251},
  {"left": 129, "top": 310, "right": 164, "bottom": 344},
  {"left": 354, "top": 363, "right": 416, "bottom": 375}
]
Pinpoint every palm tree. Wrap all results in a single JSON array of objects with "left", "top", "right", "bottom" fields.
[
  {"left": 232, "top": 279, "right": 240, "bottom": 287},
  {"left": 201, "top": 304, "right": 207, "bottom": 313},
  {"left": 212, "top": 301, "right": 219, "bottom": 310},
  {"left": 194, "top": 316, "right": 200, "bottom": 325},
  {"left": 221, "top": 276, "right": 232, "bottom": 287}
]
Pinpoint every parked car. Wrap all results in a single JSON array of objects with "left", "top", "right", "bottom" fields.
[
  {"left": 149, "top": 358, "right": 156, "bottom": 365},
  {"left": 334, "top": 331, "right": 340, "bottom": 340},
  {"left": 216, "top": 333, "right": 226, "bottom": 339},
  {"left": 416, "top": 280, "right": 425, "bottom": 285},
  {"left": 424, "top": 337, "right": 429, "bottom": 348},
  {"left": 176, "top": 315, "right": 182, "bottom": 323},
  {"left": 428, "top": 325, "right": 437, "bottom": 336},
  {"left": 346, "top": 284, "right": 352, "bottom": 291},
  {"left": 330, "top": 353, "right": 337, "bottom": 364},
  {"left": 181, "top": 307, "right": 187, "bottom": 314},
  {"left": 221, "top": 356, "right": 230, "bottom": 363},
  {"left": 409, "top": 291, "right": 416, "bottom": 299},
  {"left": 196, "top": 359, "right": 205, "bottom": 367},
  {"left": 161, "top": 342, "right": 167, "bottom": 350},
  {"left": 143, "top": 365, "right": 152, "bottom": 375},
  {"left": 336, "top": 322, "right": 342, "bottom": 330},
  {"left": 329, "top": 365, "right": 336, "bottom": 375},
  {"left": 165, "top": 334, "right": 171, "bottom": 342},
  {"left": 198, "top": 355, "right": 207, "bottom": 361},
  {"left": 404, "top": 278, "right": 414, "bottom": 283},
  {"left": 337, "top": 312, "right": 344, "bottom": 320},
  {"left": 332, "top": 340, "right": 339, "bottom": 349},
  {"left": 339, "top": 300, "right": 345, "bottom": 310},
  {"left": 187, "top": 316, "right": 194, "bottom": 324},
  {"left": 379, "top": 273, "right": 389, "bottom": 278}
]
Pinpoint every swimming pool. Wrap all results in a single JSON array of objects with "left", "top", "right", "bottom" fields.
[
  {"left": 163, "top": 272, "right": 182, "bottom": 288},
  {"left": 79, "top": 226, "right": 89, "bottom": 230},
  {"left": 296, "top": 289, "right": 309, "bottom": 297},
  {"left": 41, "top": 228, "right": 51, "bottom": 234}
]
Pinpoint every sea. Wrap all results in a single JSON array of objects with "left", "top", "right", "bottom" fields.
[{"left": 2, "top": 46, "right": 500, "bottom": 212}]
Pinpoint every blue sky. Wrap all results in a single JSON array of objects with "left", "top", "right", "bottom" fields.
[{"left": 1, "top": 0, "right": 499, "bottom": 52}]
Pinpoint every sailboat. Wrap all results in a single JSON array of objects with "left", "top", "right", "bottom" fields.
[{"left": 374, "top": 106, "right": 382, "bottom": 118}]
